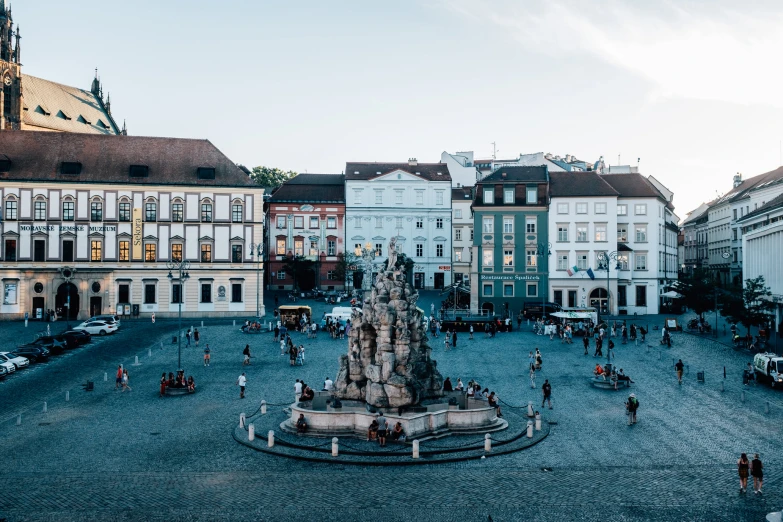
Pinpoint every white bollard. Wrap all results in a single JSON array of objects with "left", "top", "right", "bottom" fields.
[
  {"left": 16, "top": 414, "right": 21, "bottom": 425},
  {"left": 104, "top": 372, "right": 108, "bottom": 381},
  {"left": 765, "top": 401, "right": 770, "bottom": 414},
  {"left": 160, "top": 340, "right": 164, "bottom": 350},
  {"left": 484, "top": 433, "right": 492, "bottom": 452},
  {"left": 741, "top": 391, "right": 746, "bottom": 403},
  {"left": 261, "top": 400, "right": 267, "bottom": 415},
  {"left": 233, "top": 320, "right": 236, "bottom": 327},
  {"left": 248, "top": 423, "right": 255, "bottom": 441},
  {"left": 268, "top": 430, "right": 275, "bottom": 447},
  {"left": 535, "top": 412, "right": 542, "bottom": 431},
  {"left": 412, "top": 439, "right": 420, "bottom": 459},
  {"left": 201, "top": 320, "right": 204, "bottom": 327},
  {"left": 148, "top": 348, "right": 152, "bottom": 357},
  {"left": 268, "top": 321, "right": 272, "bottom": 331},
  {"left": 332, "top": 437, "right": 339, "bottom": 457},
  {"left": 132, "top": 355, "right": 140, "bottom": 366},
  {"left": 43, "top": 402, "right": 47, "bottom": 413},
  {"left": 527, "top": 401, "right": 534, "bottom": 417},
  {"left": 527, "top": 420, "right": 534, "bottom": 438},
  {"left": 65, "top": 391, "right": 70, "bottom": 402},
  {"left": 658, "top": 350, "right": 662, "bottom": 360},
  {"left": 239, "top": 413, "right": 246, "bottom": 429}
]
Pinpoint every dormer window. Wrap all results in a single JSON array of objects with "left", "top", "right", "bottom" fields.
[
  {"left": 60, "top": 162, "right": 82, "bottom": 175},
  {"left": 77, "top": 115, "right": 91, "bottom": 125},
  {"left": 56, "top": 110, "right": 71, "bottom": 120},
  {"left": 197, "top": 167, "right": 216, "bottom": 180},
  {"left": 129, "top": 165, "right": 149, "bottom": 178}
]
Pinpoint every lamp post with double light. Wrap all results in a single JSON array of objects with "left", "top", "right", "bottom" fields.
[
  {"left": 597, "top": 251, "right": 621, "bottom": 325},
  {"left": 535, "top": 242, "right": 552, "bottom": 322},
  {"left": 250, "top": 243, "right": 263, "bottom": 318},
  {"left": 166, "top": 259, "right": 190, "bottom": 370}
]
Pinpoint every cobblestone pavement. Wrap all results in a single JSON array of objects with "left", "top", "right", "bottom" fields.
[{"left": 1, "top": 295, "right": 781, "bottom": 521}]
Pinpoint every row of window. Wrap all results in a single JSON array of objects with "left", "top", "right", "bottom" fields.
[
  {"left": 481, "top": 216, "right": 537, "bottom": 234},
  {"left": 554, "top": 252, "right": 647, "bottom": 271},
  {"left": 555, "top": 203, "right": 645, "bottom": 216},
  {"left": 453, "top": 228, "right": 474, "bottom": 242},
  {"left": 352, "top": 189, "right": 445, "bottom": 206},
  {"left": 276, "top": 215, "right": 338, "bottom": 229},
  {"left": 551, "top": 286, "right": 648, "bottom": 308},
  {"left": 276, "top": 239, "right": 338, "bottom": 257},
  {"left": 482, "top": 186, "right": 538, "bottom": 205},
  {"left": 556, "top": 224, "right": 646, "bottom": 243},
  {"left": 3, "top": 198, "right": 246, "bottom": 223},
  {"left": 482, "top": 282, "right": 538, "bottom": 298},
  {"left": 481, "top": 248, "right": 539, "bottom": 268},
  {"left": 138, "top": 282, "right": 243, "bottom": 305},
  {"left": 3, "top": 238, "right": 243, "bottom": 263},
  {"left": 275, "top": 270, "right": 339, "bottom": 281},
  {"left": 352, "top": 217, "right": 446, "bottom": 229},
  {"left": 348, "top": 242, "right": 446, "bottom": 258}
]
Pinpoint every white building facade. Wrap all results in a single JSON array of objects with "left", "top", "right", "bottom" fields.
[
  {"left": 345, "top": 161, "right": 452, "bottom": 290},
  {"left": 451, "top": 186, "right": 474, "bottom": 285},
  {"left": 0, "top": 132, "right": 264, "bottom": 321}
]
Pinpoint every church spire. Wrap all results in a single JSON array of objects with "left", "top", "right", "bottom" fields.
[
  {"left": 90, "top": 68, "right": 100, "bottom": 96},
  {"left": 105, "top": 92, "right": 111, "bottom": 114},
  {"left": 121, "top": 119, "right": 127, "bottom": 136},
  {"left": 13, "top": 24, "right": 19, "bottom": 63}
]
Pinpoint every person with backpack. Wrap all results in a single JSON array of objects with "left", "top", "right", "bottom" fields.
[{"left": 625, "top": 393, "right": 639, "bottom": 424}]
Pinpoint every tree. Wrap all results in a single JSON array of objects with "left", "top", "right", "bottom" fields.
[
  {"left": 250, "top": 166, "right": 297, "bottom": 189},
  {"left": 677, "top": 268, "right": 716, "bottom": 318},
  {"left": 719, "top": 275, "right": 775, "bottom": 336},
  {"left": 333, "top": 252, "right": 359, "bottom": 285},
  {"left": 281, "top": 255, "right": 315, "bottom": 292}
]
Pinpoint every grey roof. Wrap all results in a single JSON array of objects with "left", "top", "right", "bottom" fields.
[
  {"left": 710, "top": 167, "right": 783, "bottom": 207},
  {"left": 736, "top": 192, "right": 783, "bottom": 223},
  {"left": 600, "top": 173, "right": 664, "bottom": 199},
  {"left": 0, "top": 131, "right": 253, "bottom": 187},
  {"left": 549, "top": 171, "right": 619, "bottom": 197},
  {"left": 452, "top": 186, "right": 473, "bottom": 200},
  {"left": 270, "top": 174, "right": 345, "bottom": 203},
  {"left": 479, "top": 166, "right": 548, "bottom": 183},
  {"left": 22, "top": 75, "right": 120, "bottom": 135},
  {"left": 345, "top": 162, "right": 451, "bottom": 182}
]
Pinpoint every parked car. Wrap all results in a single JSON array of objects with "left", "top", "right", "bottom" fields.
[
  {"left": 0, "top": 361, "right": 14, "bottom": 376},
  {"left": 88, "top": 315, "right": 121, "bottom": 328},
  {"left": 24, "top": 336, "right": 70, "bottom": 353},
  {"left": 0, "top": 351, "right": 30, "bottom": 370},
  {"left": 60, "top": 330, "right": 92, "bottom": 345},
  {"left": 73, "top": 320, "right": 117, "bottom": 336},
  {"left": 11, "top": 346, "right": 50, "bottom": 363}
]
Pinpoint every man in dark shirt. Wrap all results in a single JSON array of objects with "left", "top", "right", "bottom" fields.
[
  {"left": 542, "top": 380, "right": 552, "bottom": 409},
  {"left": 675, "top": 359, "right": 684, "bottom": 385}
]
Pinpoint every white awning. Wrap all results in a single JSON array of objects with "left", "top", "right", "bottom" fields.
[{"left": 661, "top": 291, "right": 683, "bottom": 298}]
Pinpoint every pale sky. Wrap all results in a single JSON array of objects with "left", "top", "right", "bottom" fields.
[{"left": 16, "top": 0, "right": 783, "bottom": 218}]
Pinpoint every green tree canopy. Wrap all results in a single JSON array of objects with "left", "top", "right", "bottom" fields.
[
  {"left": 677, "top": 268, "right": 716, "bottom": 318},
  {"left": 280, "top": 255, "right": 315, "bottom": 292},
  {"left": 719, "top": 275, "right": 775, "bottom": 336},
  {"left": 250, "top": 166, "right": 297, "bottom": 189}
]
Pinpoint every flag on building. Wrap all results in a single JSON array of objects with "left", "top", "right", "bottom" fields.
[
  {"left": 569, "top": 265, "right": 579, "bottom": 277},
  {"left": 566, "top": 267, "right": 574, "bottom": 276},
  {"left": 587, "top": 268, "right": 595, "bottom": 280}
]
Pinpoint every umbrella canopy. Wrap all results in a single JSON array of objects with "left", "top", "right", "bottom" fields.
[{"left": 661, "top": 290, "right": 683, "bottom": 298}]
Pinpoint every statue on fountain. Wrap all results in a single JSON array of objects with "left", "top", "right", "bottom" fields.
[{"left": 333, "top": 239, "right": 443, "bottom": 408}]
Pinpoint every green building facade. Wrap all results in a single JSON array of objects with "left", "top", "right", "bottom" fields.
[{"left": 470, "top": 166, "right": 550, "bottom": 319}]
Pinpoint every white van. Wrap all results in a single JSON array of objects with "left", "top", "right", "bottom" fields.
[{"left": 753, "top": 352, "right": 783, "bottom": 388}]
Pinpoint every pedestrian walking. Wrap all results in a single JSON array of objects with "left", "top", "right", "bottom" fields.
[
  {"left": 529, "top": 364, "right": 536, "bottom": 389},
  {"left": 738, "top": 453, "right": 750, "bottom": 493},
  {"left": 469, "top": 325, "right": 474, "bottom": 340},
  {"left": 294, "top": 379, "right": 303, "bottom": 402},
  {"left": 151, "top": 313, "right": 155, "bottom": 324},
  {"left": 625, "top": 393, "right": 638, "bottom": 424},
  {"left": 675, "top": 359, "right": 684, "bottom": 384},
  {"left": 203, "top": 344, "right": 211, "bottom": 366},
  {"left": 750, "top": 454, "right": 763, "bottom": 494},
  {"left": 621, "top": 325, "right": 627, "bottom": 344},
  {"left": 289, "top": 343, "right": 297, "bottom": 366},
  {"left": 280, "top": 337, "right": 286, "bottom": 356},
  {"left": 243, "top": 344, "right": 251, "bottom": 366},
  {"left": 236, "top": 372, "right": 247, "bottom": 399},
  {"left": 186, "top": 329, "right": 192, "bottom": 347},
  {"left": 452, "top": 330, "right": 457, "bottom": 349},
  {"left": 159, "top": 372, "right": 167, "bottom": 398},
  {"left": 583, "top": 335, "right": 589, "bottom": 355},
  {"left": 274, "top": 325, "right": 280, "bottom": 343},
  {"left": 114, "top": 365, "right": 123, "bottom": 390},
  {"left": 194, "top": 328, "right": 200, "bottom": 347},
  {"left": 542, "top": 379, "right": 552, "bottom": 409},
  {"left": 121, "top": 369, "right": 131, "bottom": 392},
  {"left": 528, "top": 351, "right": 535, "bottom": 369},
  {"left": 594, "top": 337, "right": 603, "bottom": 357}
]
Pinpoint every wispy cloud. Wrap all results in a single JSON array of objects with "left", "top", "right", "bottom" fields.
[{"left": 445, "top": 0, "right": 783, "bottom": 108}]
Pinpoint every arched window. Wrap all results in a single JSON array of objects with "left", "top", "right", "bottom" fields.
[
  {"left": 91, "top": 197, "right": 103, "bottom": 221},
  {"left": 4, "top": 195, "right": 18, "bottom": 220},
  {"left": 231, "top": 199, "right": 243, "bottom": 223},
  {"left": 118, "top": 197, "right": 131, "bottom": 222},
  {"left": 33, "top": 196, "right": 47, "bottom": 221},
  {"left": 201, "top": 198, "right": 213, "bottom": 222},
  {"left": 62, "top": 196, "right": 75, "bottom": 221},
  {"left": 171, "top": 198, "right": 184, "bottom": 222},
  {"left": 145, "top": 198, "right": 157, "bottom": 222}
]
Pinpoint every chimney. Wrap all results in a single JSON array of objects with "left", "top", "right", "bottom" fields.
[
  {"left": 408, "top": 158, "right": 418, "bottom": 167},
  {"left": 733, "top": 172, "right": 742, "bottom": 188}
]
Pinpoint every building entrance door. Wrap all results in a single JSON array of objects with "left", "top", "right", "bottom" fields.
[
  {"left": 414, "top": 272, "right": 425, "bottom": 289},
  {"left": 434, "top": 273, "right": 444, "bottom": 289},
  {"left": 32, "top": 297, "right": 45, "bottom": 320},
  {"left": 90, "top": 296, "right": 102, "bottom": 317},
  {"left": 55, "top": 282, "right": 80, "bottom": 320},
  {"left": 589, "top": 288, "right": 608, "bottom": 315}
]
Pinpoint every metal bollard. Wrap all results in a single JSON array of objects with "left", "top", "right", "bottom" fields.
[
  {"left": 412, "top": 439, "right": 420, "bottom": 459},
  {"left": 527, "top": 401, "right": 534, "bottom": 417},
  {"left": 148, "top": 348, "right": 152, "bottom": 357},
  {"left": 160, "top": 340, "right": 164, "bottom": 350},
  {"left": 527, "top": 420, "right": 534, "bottom": 438},
  {"left": 233, "top": 320, "right": 236, "bottom": 327},
  {"left": 43, "top": 402, "right": 47, "bottom": 413},
  {"left": 765, "top": 401, "right": 770, "bottom": 414},
  {"left": 239, "top": 413, "right": 246, "bottom": 428},
  {"left": 104, "top": 372, "right": 108, "bottom": 381},
  {"left": 741, "top": 391, "right": 746, "bottom": 403},
  {"left": 720, "top": 381, "right": 725, "bottom": 392},
  {"left": 484, "top": 433, "right": 492, "bottom": 452},
  {"left": 332, "top": 437, "right": 339, "bottom": 457},
  {"left": 268, "top": 430, "right": 275, "bottom": 447},
  {"left": 16, "top": 414, "right": 21, "bottom": 425},
  {"left": 248, "top": 424, "right": 255, "bottom": 441},
  {"left": 65, "top": 391, "right": 70, "bottom": 402},
  {"left": 261, "top": 400, "right": 267, "bottom": 415},
  {"left": 535, "top": 411, "right": 542, "bottom": 431}
]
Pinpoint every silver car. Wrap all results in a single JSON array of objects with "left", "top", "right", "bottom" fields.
[{"left": 0, "top": 351, "right": 29, "bottom": 369}]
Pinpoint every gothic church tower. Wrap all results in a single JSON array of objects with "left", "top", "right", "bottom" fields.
[{"left": 0, "top": 0, "right": 22, "bottom": 130}]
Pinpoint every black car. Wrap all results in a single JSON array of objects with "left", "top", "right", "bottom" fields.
[
  {"left": 11, "top": 346, "right": 50, "bottom": 363},
  {"left": 23, "top": 336, "right": 69, "bottom": 354},
  {"left": 60, "top": 330, "right": 91, "bottom": 345}
]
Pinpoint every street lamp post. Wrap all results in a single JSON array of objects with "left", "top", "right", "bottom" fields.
[
  {"left": 250, "top": 243, "right": 263, "bottom": 318},
  {"left": 597, "top": 251, "right": 621, "bottom": 325},
  {"left": 535, "top": 242, "right": 552, "bottom": 321},
  {"left": 354, "top": 242, "right": 377, "bottom": 293},
  {"left": 166, "top": 259, "right": 190, "bottom": 370}
]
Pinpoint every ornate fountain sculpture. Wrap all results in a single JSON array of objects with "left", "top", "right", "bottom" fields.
[{"left": 333, "top": 240, "right": 443, "bottom": 408}]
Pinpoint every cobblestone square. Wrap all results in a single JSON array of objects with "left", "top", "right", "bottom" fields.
[{"left": 0, "top": 293, "right": 781, "bottom": 521}]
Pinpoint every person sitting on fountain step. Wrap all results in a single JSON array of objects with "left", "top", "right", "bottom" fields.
[
  {"left": 187, "top": 376, "right": 196, "bottom": 393},
  {"left": 443, "top": 377, "right": 453, "bottom": 392},
  {"left": 367, "top": 419, "right": 379, "bottom": 441},
  {"left": 296, "top": 414, "right": 308, "bottom": 433},
  {"left": 487, "top": 391, "right": 502, "bottom": 418},
  {"left": 617, "top": 368, "right": 634, "bottom": 385},
  {"left": 594, "top": 364, "right": 605, "bottom": 379},
  {"left": 391, "top": 421, "right": 405, "bottom": 442},
  {"left": 455, "top": 378, "right": 464, "bottom": 391}
]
